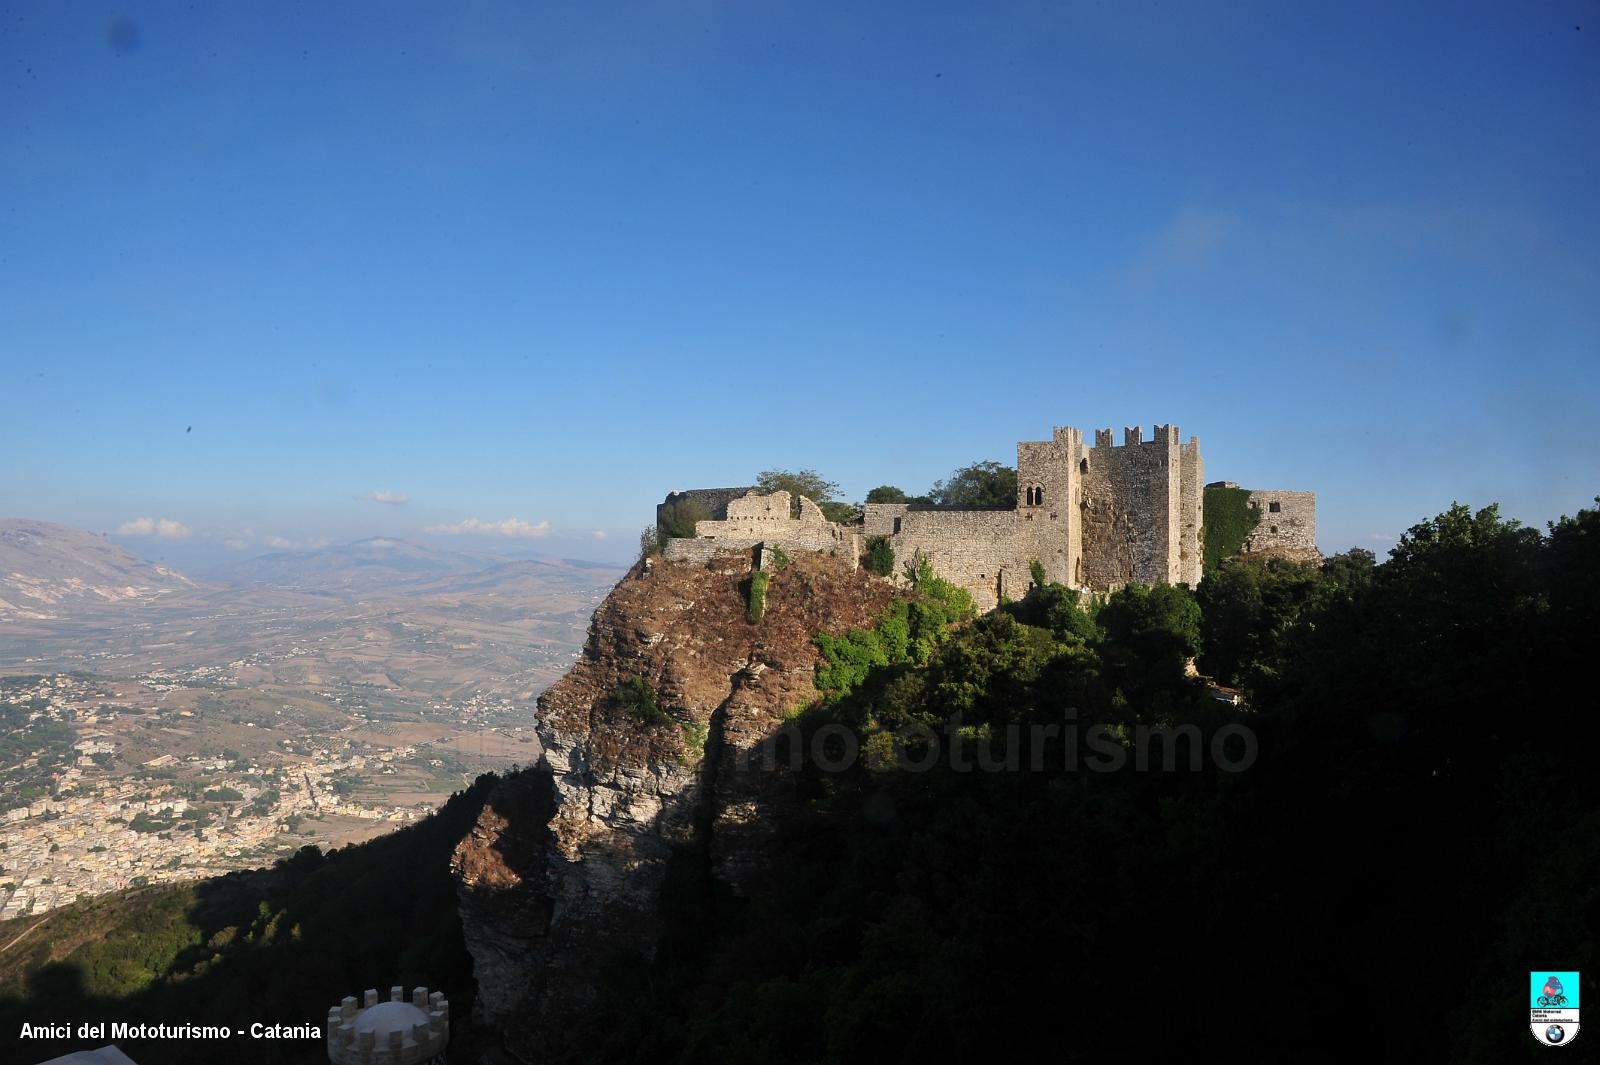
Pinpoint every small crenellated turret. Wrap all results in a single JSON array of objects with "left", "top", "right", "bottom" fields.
[{"left": 327, "top": 984, "right": 449, "bottom": 1065}]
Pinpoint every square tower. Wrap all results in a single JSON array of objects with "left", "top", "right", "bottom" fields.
[{"left": 1015, "top": 426, "right": 1085, "bottom": 588}]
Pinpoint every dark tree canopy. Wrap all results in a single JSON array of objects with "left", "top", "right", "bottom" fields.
[
  {"left": 928, "top": 460, "right": 1017, "bottom": 507},
  {"left": 755, "top": 468, "right": 841, "bottom": 504},
  {"left": 656, "top": 499, "right": 708, "bottom": 540},
  {"left": 865, "top": 485, "right": 908, "bottom": 504},
  {"left": 755, "top": 468, "right": 858, "bottom": 522}
]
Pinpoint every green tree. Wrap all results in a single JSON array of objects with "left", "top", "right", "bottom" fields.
[
  {"left": 865, "top": 485, "right": 908, "bottom": 504},
  {"left": 864, "top": 536, "right": 895, "bottom": 577},
  {"left": 929, "top": 460, "right": 1017, "bottom": 507},
  {"left": 1097, "top": 582, "right": 1202, "bottom": 695},
  {"left": 754, "top": 469, "right": 858, "bottom": 522},
  {"left": 1007, "top": 569, "right": 1100, "bottom": 645},
  {"left": 657, "top": 500, "right": 709, "bottom": 539},
  {"left": 818, "top": 501, "right": 859, "bottom": 523},
  {"left": 756, "top": 468, "right": 841, "bottom": 504},
  {"left": 638, "top": 524, "right": 660, "bottom": 560},
  {"left": 1196, "top": 555, "right": 1320, "bottom": 690}
]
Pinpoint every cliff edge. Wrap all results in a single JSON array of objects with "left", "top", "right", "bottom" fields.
[{"left": 452, "top": 548, "right": 891, "bottom": 1062}]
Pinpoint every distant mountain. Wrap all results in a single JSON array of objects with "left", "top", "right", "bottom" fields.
[
  {"left": 402, "top": 556, "right": 623, "bottom": 597},
  {"left": 203, "top": 537, "right": 603, "bottom": 595},
  {"left": 0, "top": 519, "right": 197, "bottom": 621}
]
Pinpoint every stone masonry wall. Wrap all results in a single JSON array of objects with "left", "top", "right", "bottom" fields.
[
  {"left": 884, "top": 508, "right": 1019, "bottom": 611},
  {"left": 664, "top": 490, "right": 860, "bottom": 570},
  {"left": 1081, "top": 426, "right": 1179, "bottom": 589},
  {"left": 1242, "top": 490, "right": 1317, "bottom": 554},
  {"left": 1178, "top": 437, "right": 1203, "bottom": 586},
  {"left": 1016, "top": 427, "right": 1084, "bottom": 589},
  {"left": 657, "top": 487, "right": 755, "bottom": 529}
]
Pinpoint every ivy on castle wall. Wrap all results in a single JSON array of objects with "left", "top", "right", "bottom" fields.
[{"left": 1203, "top": 486, "right": 1260, "bottom": 571}]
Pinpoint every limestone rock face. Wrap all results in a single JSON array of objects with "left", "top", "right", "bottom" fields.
[{"left": 452, "top": 550, "right": 890, "bottom": 1062}]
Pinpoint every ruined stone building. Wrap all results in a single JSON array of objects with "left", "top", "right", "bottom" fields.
[{"left": 659, "top": 422, "right": 1316, "bottom": 611}]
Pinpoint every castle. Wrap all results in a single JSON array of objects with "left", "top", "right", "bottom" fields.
[{"left": 659, "top": 422, "right": 1315, "bottom": 610}]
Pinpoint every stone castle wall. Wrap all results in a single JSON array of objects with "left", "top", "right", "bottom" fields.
[
  {"left": 1015, "top": 427, "right": 1084, "bottom": 588},
  {"left": 1179, "top": 437, "right": 1204, "bottom": 586},
  {"left": 659, "top": 421, "right": 1307, "bottom": 604},
  {"left": 664, "top": 490, "right": 859, "bottom": 569},
  {"left": 1082, "top": 426, "right": 1180, "bottom": 589},
  {"left": 878, "top": 507, "right": 1020, "bottom": 611},
  {"left": 1242, "top": 490, "right": 1317, "bottom": 555},
  {"left": 657, "top": 487, "right": 755, "bottom": 528}
]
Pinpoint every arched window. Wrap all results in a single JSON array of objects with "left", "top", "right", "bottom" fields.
[{"left": 1035, "top": 485, "right": 1045, "bottom": 506}]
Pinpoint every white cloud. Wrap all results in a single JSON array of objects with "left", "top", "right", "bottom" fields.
[
  {"left": 359, "top": 490, "right": 410, "bottom": 506},
  {"left": 117, "top": 517, "right": 192, "bottom": 540},
  {"left": 424, "top": 517, "right": 551, "bottom": 538},
  {"left": 265, "top": 536, "right": 294, "bottom": 550},
  {"left": 592, "top": 530, "right": 608, "bottom": 540}
]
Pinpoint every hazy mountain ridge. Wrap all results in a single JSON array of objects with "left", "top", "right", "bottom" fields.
[
  {"left": 203, "top": 537, "right": 499, "bottom": 593},
  {"left": 0, "top": 519, "right": 198, "bottom": 621},
  {"left": 203, "top": 537, "right": 618, "bottom": 598},
  {"left": 0, "top": 522, "right": 626, "bottom": 697}
]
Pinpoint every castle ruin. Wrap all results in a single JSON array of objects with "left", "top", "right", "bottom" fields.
[{"left": 659, "top": 422, "right": 1315, "bottom": 611}]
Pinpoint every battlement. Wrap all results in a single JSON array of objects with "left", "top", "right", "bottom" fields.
[
  {"left": 328, "top": 985, "right": 449, "bottom": 1065},
  {"left": 1050, "top": 426, "right": 1084, "bottom": 446},
  {"left": 1092, "top": 423, "right": 1183, "bottom": 449}
]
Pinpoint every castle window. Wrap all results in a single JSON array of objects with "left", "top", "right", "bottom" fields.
[
  {"left": 1269, "top": 501, "right": 1282, "bottom": 513},
  {"left": 1036, "top": 486, "right": 1045, "bottom": 505},
  {"left": 1080, "top": 459, "right": 1088, "bottom": 474}
]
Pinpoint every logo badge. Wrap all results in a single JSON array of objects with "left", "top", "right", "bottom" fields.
[{"left": 1531, "top": 971, "right": 1580, "bottom": 1047}]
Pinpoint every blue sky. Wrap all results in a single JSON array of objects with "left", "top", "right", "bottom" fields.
[{"left": 2, "top": 1, "right": 1596, "bottom": 569}]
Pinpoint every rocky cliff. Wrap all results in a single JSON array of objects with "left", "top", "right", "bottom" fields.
[{"left": 452, "top": 548, "right": 891, "bottom": 1063}]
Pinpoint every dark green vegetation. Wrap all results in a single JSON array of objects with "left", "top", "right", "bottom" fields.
[
  {"left": 862, "top": 535, "right": 895, "bottom": 577},
  {"left": 656, "top": 499, "right": 709, "bottom": 540},
  {"left": 558, "top": 499, "right": 1600, "bottom": 1064},
  {"left": 865, "top": 485, "right": 932, "bottom": 505},
  {"left": 1201, "top": 483, "right": 1260, "bottom": 570},
  {"left": 0, "top": 776, "right": 496, "bottom": 1065},
  {"left": 746, "top": 570, "right": 770, "bottom": 624},
  {"left": 812, "top": 558, "right": 975, "bottom": 702},
  {"left": 617, "top": 676, "right": 674, "bottom": 728}
]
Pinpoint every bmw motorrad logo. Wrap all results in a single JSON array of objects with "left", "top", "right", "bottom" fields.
[{"left": 1530, "top": 970, "right": 1580, "bottom": 1048}]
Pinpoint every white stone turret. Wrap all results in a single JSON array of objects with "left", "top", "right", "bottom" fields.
[{"left": 326, "top": 985, "right": 449, "bottom": 1065}]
